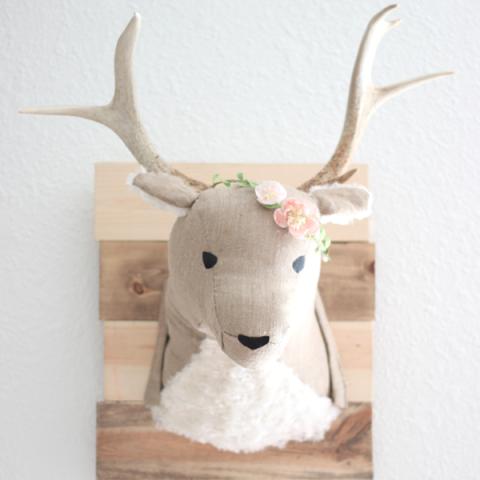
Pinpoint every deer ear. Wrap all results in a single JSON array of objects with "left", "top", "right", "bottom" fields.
[
  {"left": 128, "top": 172, "right": 199, "bottom": 217},
  {"left": 309, "top": 184, "right": 372, "bottom": 225}
]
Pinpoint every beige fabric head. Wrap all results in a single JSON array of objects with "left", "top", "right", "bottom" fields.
[
  {"left": 166, "top": 185, "right": 321, "bottom": 367},
  {"left": 130, "top": 176, "right": 371, "bottom": 369}
]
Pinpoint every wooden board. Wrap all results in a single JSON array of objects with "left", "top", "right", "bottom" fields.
[
  {"left": 100, "top": 241, "right": 375, "bottom": 322},
  {"left": 97, "top": 401, "right": 372, "bottom": 479},
  {"left": 95, "top": 163, "right": 370, "bottom": 241},
  {"left": 96, "top": 162, "right": 374, "bottom": 478},
  {"left": 104, "top": 320, "right": 372, "bottom": 402}
]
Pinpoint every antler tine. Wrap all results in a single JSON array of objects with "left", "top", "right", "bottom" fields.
[
  {"left": 299, "top": 4, "right": 453, "bottom": 192},
  {"left": 20, "top": 13, "right": 207, "bottom": 191}
]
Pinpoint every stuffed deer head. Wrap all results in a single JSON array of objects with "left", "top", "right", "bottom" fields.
[{"left": 21, "top": 5, "right": 451, "bottom": 374}]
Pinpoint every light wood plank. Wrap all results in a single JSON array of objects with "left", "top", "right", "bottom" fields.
[
  {"left": 104, "top": 321, "right": 372, "bottom": 402},
  {"left": 95, "top": 162, "right": 370, "bottom": 241},
  {"left": 97, "top": 401, "right": 372, "bottom": 479},
  {"left": 100, "top": 241, "right": 375, "bottom": 322}
]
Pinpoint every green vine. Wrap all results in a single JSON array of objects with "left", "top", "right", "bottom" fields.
[
  {"left": 211, "top": 172, "right": 331, "bottom": 261},
  {"left": 212, "top": 172, "right": 258, "bottom": 189},
  {"left": 309, "top": 227, "right": 331, "bottom": 261}
]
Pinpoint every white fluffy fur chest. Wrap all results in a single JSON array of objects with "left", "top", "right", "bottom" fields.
[{"left": 152, "top": 338, "right": 339, "bottom": 453}]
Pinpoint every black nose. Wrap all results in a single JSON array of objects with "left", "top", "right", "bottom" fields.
[{"left": 238, "top": 334, "right": 270, "bottom": 350}]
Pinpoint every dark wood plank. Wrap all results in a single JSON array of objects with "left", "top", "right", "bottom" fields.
[
  {"left": 320, "top": 243, "right": 375, "bottom": 323},
  {"left": 97, "top": 401, "right": 372, "bottom": 480},
  {"left": 100, "top": 241, "right": 168, "bottom": 322},
  {"left": 100, "top": 241, "right": 374, "bottom": 322}
]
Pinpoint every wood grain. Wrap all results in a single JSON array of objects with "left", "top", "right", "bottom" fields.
[
  {"left": 100, "top": 241, "right": 168, "bottom": 322},
  {"left": 321, "top": 242, "right": 375, "bottom": 323},
  {"left": 104, "top": 320, "right": 372, "bottom": 402},
  {"left": 100, "top": 241, "right": 375, "bottom": 322},
  {"left": 97, "top": 401, "right": 372, "bottom": 479},
  {"left": 95, "top": 162, "right": 370, "bottom": 241}
]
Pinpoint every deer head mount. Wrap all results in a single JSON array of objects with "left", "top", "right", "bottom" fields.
[{"left": 21, "top": 5, "right": 451, "bottom": 391}]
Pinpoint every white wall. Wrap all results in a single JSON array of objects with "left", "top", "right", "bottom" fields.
[{"left": 0, "top": 1, "right": 477, "bottom": 479}]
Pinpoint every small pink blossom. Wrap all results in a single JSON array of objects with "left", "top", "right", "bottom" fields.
[
  {"left": 255, "top": 180, "right": 287, "bottom": 206},
  {"left": 273, "top": 198, "right": 320, "bottom": 239}
]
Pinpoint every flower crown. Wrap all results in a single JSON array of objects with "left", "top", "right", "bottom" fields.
[{"left": 212, "top": 173, "right": 331, "bottom": 261}]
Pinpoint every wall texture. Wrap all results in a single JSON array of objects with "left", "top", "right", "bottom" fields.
[{"left": 0, "top": 1, "right": 478, "bottom": 479}]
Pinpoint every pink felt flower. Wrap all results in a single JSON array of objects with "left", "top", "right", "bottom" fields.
[
  {"left": 273, "top": 198, "right": 320, "bottom": 239},
  {"left": 255, "top": 180, "right": 287, "bottom": 206}
]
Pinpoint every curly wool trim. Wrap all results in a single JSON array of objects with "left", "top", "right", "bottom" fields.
[{"left": 151, "top": 338, "right": 339, "bottom": 453}]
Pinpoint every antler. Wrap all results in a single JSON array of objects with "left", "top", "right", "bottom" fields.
[
  {"left": 299, "top": 4, "right": 453, "bottom": 192},
  {"left": 20, "top": 13, "right": 207, "bottom": 191}
]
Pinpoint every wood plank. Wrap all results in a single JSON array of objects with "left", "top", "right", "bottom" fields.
[
  {"left": 97, "top": 401, "right": 372, "bottom": 479},
  {"left": 321, "top": 242, "right": 375, "bottom": 323},
  {"left": 100, "top": 241, "right": 375, "bottom": 322},
  {"left": 95, "top": 162, "right": 370, "bottom": 241},
  {"left": 104, "top": 321, "right": 372, "bottom": 403},
  {"left": 100, "top": 241, "right": 168, "bottom": 322}
]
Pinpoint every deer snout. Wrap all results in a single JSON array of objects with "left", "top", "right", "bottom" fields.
[{"left": 238, "top": 334, "right": 270, "bottom": 350}]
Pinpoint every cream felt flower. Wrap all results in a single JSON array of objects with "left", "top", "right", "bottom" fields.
[{"left": 255, "top": 181, "right": 287, "bottom": 206}]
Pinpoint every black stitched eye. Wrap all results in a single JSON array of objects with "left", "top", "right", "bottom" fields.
[
  {"left": 202, "top": 251, "right": 218, "bottom": 269},
  {"left": 292, "top": 255, "right": 305, "bottom": 273}
]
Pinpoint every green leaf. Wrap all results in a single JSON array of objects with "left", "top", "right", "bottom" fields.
[
  {"left": 224, "top": 180, "right": 232, "bottom": 187},
  {"left": 262, "top": 203, "right": 281, "bottom": 209},
  {"left": 236, "top": 172, "right": 245, "bottom": 181},
  {"left": 212, "top": 173, "right": 221, "bottom": 183}
]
